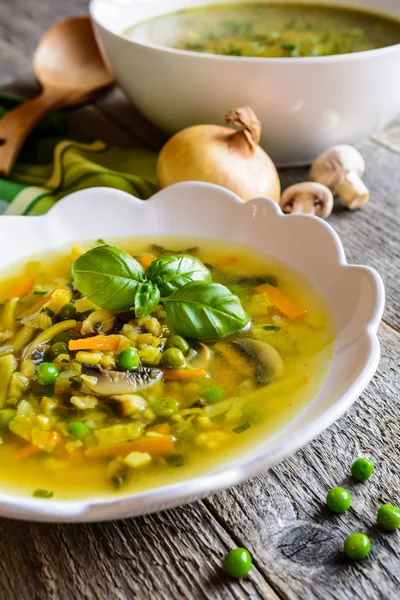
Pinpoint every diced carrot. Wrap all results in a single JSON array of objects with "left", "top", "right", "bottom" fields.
[
  {"left": 20, "top": 285, "right": 66, "bottom": 318},
  {"left": 8, "top": 277, "right": 36, "bottom": 300},
  {"left": 15, "top": 443, "right": 40, "bottom": 461},
  {"left": 255, "top": 284, "right": 307, "bottom": 320},
  {"left": 69, "top": 334, "right": 122, "bottom": 352},
  {"left": 214, "top": 343, "right": 253, "bottom": 376},
  {"left": 85, "top": 435, "right": 175, "bottom": 459},
  {"left": 137, "top": 253, "right": 156, "bottom": 269},
  {"left": 215, "top": 256, "right": 239, "bottom": 268},
  {"left": 162, "top": 369, "right": 207, "bottom": 381},
  {"left": 149, "top": 423, "right": 171, "bottom": 435}
]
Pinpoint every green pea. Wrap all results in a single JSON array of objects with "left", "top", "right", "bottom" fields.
[
  {"left": 377, "top": 504, "right": 400, "bottom": 531},
  {"left": 0, "top": 408, "right": 16, "bottom": 430},
  {"left": 165, "top": 335, "right": 190, "bottom": 355},
  {"left": 59, "top": 303, "right": 77, "bottom": 321},
  {"left": 326, "top": 487, "right": 351, "bottom": 514},
  {"left": 68, "top": 421, "right": 91, "bottom": 440},
  {"left": 152, "top": 397, "right": 180, "bottom": 418},
  {"left": 162, "top": 348, "right": 186, "bottom": 369},
  {"left": 53, "top": 332, "right": 72, "bottom": 344},
  {"left": 116, "top": 347, "right": 140, "bottom": 371},
  {"left": 223, "top": 548, "right": 252, "bottom": 578},
  {"left": 343, "top": 533, "right": 371, "bottom": 560},
  {"left": 203, "top": 386, "right": 225, "bottom": 404},
  {"left": 36, "top": 362, "right": 59, "bottom": 386},
  {"left": 48, "top": 341, "right": 69, "bottom": 361},
  {"left": 243, "top": 404, "right": 263, "bottom": 423},
  {"left": 351, "top": 458, "right": 374, "bottom": 481}
]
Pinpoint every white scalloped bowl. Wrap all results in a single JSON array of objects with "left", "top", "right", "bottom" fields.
[{"left": 0, "top": 183, "right": 384, "bottom": 522}]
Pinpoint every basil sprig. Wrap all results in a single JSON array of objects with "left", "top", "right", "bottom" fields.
[
  {"left": 72, "top": 245, "right": 144, "bottom": 310},
  {"left": 135, "top": 281, "right": 160, "bottom": 319},
  {"left": 72, "top": 245, "right": 250, "bottom": 339},
  {"left": 145, "top": 255, "right": 211, "bottom": 296},
  {"left": 162, "top": 282, "right": 250, "bottom": 339}
]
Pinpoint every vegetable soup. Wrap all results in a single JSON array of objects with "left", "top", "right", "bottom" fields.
[
  {"left": 0, "top": 238, "right": 334, "bottom": 499},
  {"left": 126, "top": 3, "right": 400, "bottom": 58}
]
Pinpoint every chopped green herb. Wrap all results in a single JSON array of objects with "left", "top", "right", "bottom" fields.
[
  {"left": 41, "top": 307, "right": 55, "bottom": 317},
  {"left": 233, "top": 422, "right": 251, "bottom": 434},
  {"left": 263, "top": 325, "right": 281, "bottom": 332},
  {"left": 69, "top": 376, "right": 82, "bottom": 390},
  {"left": 166, "top": 454, "right": 185, "bottom": 467},
  {"left": 33, "top": 290, "right": 48, "bottom": 296},
  {"left": 33, "top": 489, "right": 54, "bottom": 499},
  {"left": 96, "top": 238, "right": 107, "bottom": 245}
]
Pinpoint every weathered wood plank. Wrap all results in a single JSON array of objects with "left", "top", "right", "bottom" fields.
[
  {"left": 0, "top": 502, "right": 279, "bottom": 600},
  {"left": 206, "top": 322, "right": 400, "bottom": 600},
  {"left": 372, "top": 117, "right": 400, "bottom": 154}
]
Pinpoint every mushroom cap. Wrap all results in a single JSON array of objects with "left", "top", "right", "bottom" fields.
[
  {"left": 310, "top": 145, "right": 366, "bottom": 191},
  {"left": 81, "top": 364, "right": 163, "bottom": 396},
  {"left": 232, "top": 339, "right": 283, "bottom": 386},
  {"left": 280, "top": 182, "right": 334, "bottom": 219}
]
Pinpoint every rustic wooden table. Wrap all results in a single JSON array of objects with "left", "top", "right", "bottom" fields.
[{"left": 0, "top": 1, "right": 399, "bottom": 599}]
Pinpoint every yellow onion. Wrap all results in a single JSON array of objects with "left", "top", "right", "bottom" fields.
[{"left": 157, "top": 107, "right": 281, "bottom": 202}]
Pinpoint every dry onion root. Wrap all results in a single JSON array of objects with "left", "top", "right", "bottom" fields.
[{"left": 157, "top": 107, "right": 281, "bottom": 202}]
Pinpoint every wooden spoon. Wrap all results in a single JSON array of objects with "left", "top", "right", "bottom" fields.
[{"left": 0, "top": 15, "right": 114, "bottom": 176}]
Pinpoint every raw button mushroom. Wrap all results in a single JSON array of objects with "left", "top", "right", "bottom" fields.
[
  {"left": 310, "top": 145, "right": 370, "bottom": 210},
  {"left": 280, "top": 182, "right": 333, "bottom": 218}
]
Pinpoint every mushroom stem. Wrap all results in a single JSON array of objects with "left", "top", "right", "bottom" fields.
[
  {"left": 336, "top": 173, "right": 370, "bottom": 210},
  {"left": 290, "top": 193, "right": 321, "bottom": 215}
]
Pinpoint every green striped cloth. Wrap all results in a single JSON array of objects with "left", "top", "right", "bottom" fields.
[{"left": 0, "top": 93, "right": 158, "bottom": 215}]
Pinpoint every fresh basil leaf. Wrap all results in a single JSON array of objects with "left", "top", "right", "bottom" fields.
[
  {"left": 135, "top": 281, "right": 161, "bottom": 318},
  {"left": 72, "top": 245, "right": 144, "bottom": 310},
  {"left": 146, "top": 255, "right": 212, "bottom": 296},
  {"left": 162, "top": 282, "right": 250, "bottom": 339}
]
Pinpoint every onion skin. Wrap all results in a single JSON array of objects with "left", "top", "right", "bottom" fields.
[{"left": 157, "top": 108, "right": 281, "bottom": 203}]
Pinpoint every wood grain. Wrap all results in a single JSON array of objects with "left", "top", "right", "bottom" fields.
[
  {"left": 206, "top": 323, "right": 400, "bottom": 600},
  {"left": 0, "top": 1, "right": 399, "bottom": 599}
]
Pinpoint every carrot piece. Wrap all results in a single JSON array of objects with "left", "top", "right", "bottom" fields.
[
  {"left": 215, "top": 256, "right": 239, "bottom": 268},
  {"left": 137, "top": 254, "right": 156, "bottom": 269},
  {"left": 8, "top": 277, "right": 36, "bottom": 300},
  {"left": 20, "top": 285, "right": 66, "bottom": 318},
  {"left": 85, "top": 435, "right": 175, "bottom": 459},
  {"left": 69, "top": 334, "right": 122, "bottom": 352},
  {"left": 214, "top": 343, "right": 253, "bottom": 376},
  {"left": 149, "top": 423, "right": 171, "bottom": 435},
  {"left": 255, "top": 284, "right": 307, "bottom": 320},
  {"left": 162, "top": 369, "right": 207, "bottom": 381},
  {"left": 15, "top": 443, "right": 40, "bottom": 461}
]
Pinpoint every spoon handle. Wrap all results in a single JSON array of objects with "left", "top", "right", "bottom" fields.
[{"left": 0, "top": 88, "right": 73, "bottom": 177}]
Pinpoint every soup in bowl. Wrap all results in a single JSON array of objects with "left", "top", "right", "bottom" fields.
[
  {"left": 90, "top": 0, "right": 400, "bottom": 165},
  {"left": 0, "top": 184, "right": 384, "bottom": 521}
]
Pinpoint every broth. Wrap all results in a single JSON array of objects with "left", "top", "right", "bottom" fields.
[
  {"left": 0, "top": 237, "right": 334, "bottom": 500},
  {"left": 126, "top": 3, "right": 400, "bottom": 58}
]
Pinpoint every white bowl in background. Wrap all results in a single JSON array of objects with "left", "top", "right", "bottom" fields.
[
  {"left": 89, "top": 0, "right": 400, "bottom": 166},
  {"left": 0, "top": 183, "right": 384, "bottom": 521}
]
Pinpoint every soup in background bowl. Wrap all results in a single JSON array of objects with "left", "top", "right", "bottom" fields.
[{"left": 127, "top": 3, "right": 400, "bottom": 58}]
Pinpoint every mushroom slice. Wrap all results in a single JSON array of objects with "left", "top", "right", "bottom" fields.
[
  {"left": 110, "top": 394, "right": 147, "bottom": 417},
  {"left": 310, "top": 145, "right": 370, "bottom": 210},
  {"left": 232, "top": 339, "right": 283, "bottom": 386},
  {"left": 81, "top": 364, "right": 162, "bottom": 397},
  {"left": 80, "top": 309, "right": 116, "bottom": 336},
  {"left": 189, "top": 342, "right": 212, "bottom": 370},
  {"left": 280, "top": 182, "right": 333, "bottom": 219}
]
